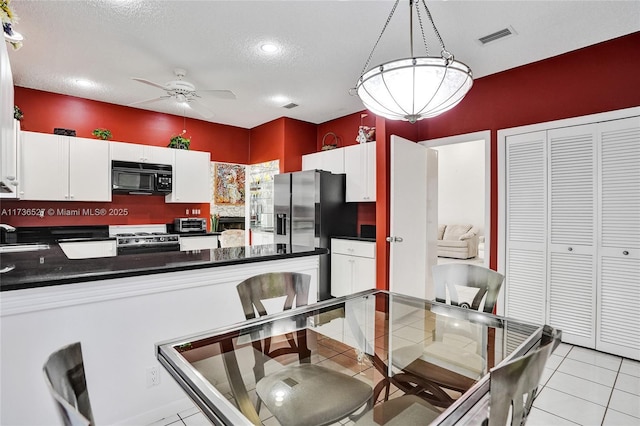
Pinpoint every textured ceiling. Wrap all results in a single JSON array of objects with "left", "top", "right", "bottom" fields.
[{"left": 7, "top": 1, "right": 640, "bottom": 129}]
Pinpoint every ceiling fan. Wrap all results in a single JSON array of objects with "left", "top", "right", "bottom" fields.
[{"left": 129, "top": 68, "right": 236, "bottom": 119}]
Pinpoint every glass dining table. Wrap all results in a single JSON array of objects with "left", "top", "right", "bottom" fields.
[{"left": 156, "top": 289, "right": 559, "bottom": 425}]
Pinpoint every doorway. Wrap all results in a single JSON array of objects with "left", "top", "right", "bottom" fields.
[{"left": 419, "top": 131, "right": 491, "bottom": 267}]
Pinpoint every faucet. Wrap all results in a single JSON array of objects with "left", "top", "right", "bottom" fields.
[{"left": 0, "top": 224, "right": 16, "bottom": 232}]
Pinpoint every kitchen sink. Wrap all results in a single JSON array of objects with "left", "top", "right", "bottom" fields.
[{"left": 0, "top": 243, "right": 50, "bottom": 254}]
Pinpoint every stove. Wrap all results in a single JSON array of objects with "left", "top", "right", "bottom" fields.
[{"left": 110, "top": 225, "right": 181, "bottom": 255}]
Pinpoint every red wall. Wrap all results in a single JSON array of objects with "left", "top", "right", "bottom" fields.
[
  {"left": 283, "top": 118, "right": 317, "bottom": 173},
  {"left": 249, "top": 118, "right": 285, "bottom": 168}
]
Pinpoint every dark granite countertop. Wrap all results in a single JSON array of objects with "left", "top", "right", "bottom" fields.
[{"left": 0, "top": 244, "right": 327, "bottom": 292}]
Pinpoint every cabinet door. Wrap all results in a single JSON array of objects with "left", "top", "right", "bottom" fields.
[
  {"left": 69, "top": 137, "right": 111, "bottom": 201},
  {"left": 145, "top": 145, "right": 174, "bottom": 165},
  {"left": 344, "top": 143, "right": 376, "bottom": 202},
  {"left": 20, "top": 132, "right": 68, "bottom": 200},
  {"left": 352, "top": 256, "right": 376, "bottom": 293},
  {"left": 166, "top": 150, "right": 211, "bottom": 203},
  {"left": 504, "top": 131, "right": 547, "bottom": 325},
  {"left": 331, "top": 253, "right": 352, "bottom": 298},
  {"left": 596, "top": 116, "right": 640, "bottom": 359},
  {"left": 302, "top": 149, "right": 344, "bottom": 174},
  {"left": 110, "top": 141, "right": 145, "bottom": 162},
  {"left": 547, "top": 124, "right": 597, "bottom": 347}
]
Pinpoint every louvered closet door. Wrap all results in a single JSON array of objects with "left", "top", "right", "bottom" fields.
[
  {"left": 597, "top": 116, "right": 640, "bottom": 360},
  {"left": 548, "top": 124, "right": 597, "bottom": 347},
  {"left": 505, "top": 131, "right": 547, "bottom": 325}
]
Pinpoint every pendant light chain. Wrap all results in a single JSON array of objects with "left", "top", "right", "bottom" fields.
[
  {"left": 415, "top": 0, "right": 430, "bottom": 56},
  {"left": 359, "top": 0, "right": 401, "bottom": 78},
  {"left": 420, "top": 0, "right": 450, "bottom": 59}
]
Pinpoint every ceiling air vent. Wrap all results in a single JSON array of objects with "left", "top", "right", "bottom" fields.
[
  {"left": 478, "top": 26, "right": 516, "bottom": 45},
  {"left": 283, "top": 103, "right": 299, "bottom": 109}
]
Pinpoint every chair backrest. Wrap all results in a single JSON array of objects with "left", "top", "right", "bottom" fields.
[
  {"left": 42, "top": 342, "right": 94, "bottom": 426},
  {"left": 220, "top": 229, "right": 245, "bottom": 247},
  {"left": 432, "top": 264, "right": 505, "bottom": 313},
  {"left": 236, "top": 272, "right": 311, "bottom": 320},
  {"left": 236, "top": 272, "right": 312, "bottom": 383},
  {"left": 488, "top": 336, "right": 558, "bottom": 426}
]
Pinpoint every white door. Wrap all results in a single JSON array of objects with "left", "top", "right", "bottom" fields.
[
  {"left": 389, "top": 135, "right": 438, "bottom": 300},
  {"left": 166, "top": 150, "right": 211, "bottom": 203}
]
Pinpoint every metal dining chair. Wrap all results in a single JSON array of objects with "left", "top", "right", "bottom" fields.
[
  {"left": 432, "top": 263, "right": 505, "bottom": 313},
  {"left": 42, "top": 342, "right": 94, "bottom": 426},
  {"left": 235, "top": 272, "right": 373, "bottom": 426},
  {"left": 484, "top": 330, "right": 560, "bottom": 426}
]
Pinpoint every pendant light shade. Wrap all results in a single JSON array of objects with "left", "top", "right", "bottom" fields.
[{"left": 355, "top": 0, "right": 473, "bottom": 123}]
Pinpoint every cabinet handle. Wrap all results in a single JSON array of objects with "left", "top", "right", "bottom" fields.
[
  {"left": 623, "top": 251, "right": 629, "bottom": 256},
  {"left": 567, "top": 247, "right": 573, "bottom": 252}
]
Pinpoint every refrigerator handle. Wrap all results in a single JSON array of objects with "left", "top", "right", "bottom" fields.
[{"left": 276, "top": 213, "right": 287, "bottom": 236}]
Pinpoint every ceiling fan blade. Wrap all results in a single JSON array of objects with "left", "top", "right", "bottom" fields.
[
  {"left": 198, "top": 89, "right": 236, "bottom": 100},
  {"left": 188, "top": 99, "right": 216, "bottom": 119},
  {"left": 131, "top": 77, "right": 168, "bottom": 90},
  {"left": 128, "top": 96, "right": 169, "bottom": 107}
]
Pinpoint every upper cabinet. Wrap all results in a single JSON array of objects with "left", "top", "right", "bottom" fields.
[
  {"left": 302, "top": 143, "right": 376, "bottom": 202},
  {"left": 110, "top": 141, "right": 174, "bottom": 165},
  {"left": 0, "top": 40, "right": 19, "bottom": 199},
  {"left": 344, "top": 143, "right": 376, "bottom": 202},
  {"left": 166, "top": 149, "right": 211, "bottom": 203},
  {"left": 20, "top": 131, "right": 111, "bottom": 201},
  {"left": 302, "top": 149, "right": 345, "bottom": 174}
]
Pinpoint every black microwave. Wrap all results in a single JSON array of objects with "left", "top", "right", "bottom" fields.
[{"left": 112, "top": 161, "right": 173, "bottom": 195}]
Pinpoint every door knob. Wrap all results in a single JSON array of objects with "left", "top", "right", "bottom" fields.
[
  {"left": 386, "top": 236, "right": 403, "bottom": 243},
  {"left": 623, "top": 251, "right": 629, "bottom": 256}
]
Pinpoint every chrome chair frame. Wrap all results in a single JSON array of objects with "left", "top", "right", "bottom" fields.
[
  {"left": 42, "top": 342, "right": 94, "bottom": 426},
  {"left": 432, "top": 264, "right": 505, "bottom": 313}
]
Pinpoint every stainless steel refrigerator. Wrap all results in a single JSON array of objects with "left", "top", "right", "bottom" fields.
[{"left": 274, "top": 170, "right": 357, "bottom": 300}]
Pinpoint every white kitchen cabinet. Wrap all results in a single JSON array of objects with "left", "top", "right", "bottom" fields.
[
  {"left": 331, "top": 238, "right": 376, "bottom": 297},
  {"left": 344, "top": 143, "right": 376, "bottom": 202},
  {"left": 20, "top": 131, "right": 111, "bottom": 201},
  {"left": 180, "top": 235, "right": 219, "bottom": 251},
  {"left": 166, "top": 149, "right": 211, "bottom": 203},
  {"left": 110, "top": 141, "right": 174, "bottom": 165},
  {"left": 302, "top": 148, "right": 344, "bottom": 174},
  {"left": 0, "top": 39, "right": 19, "bottom": 199}
]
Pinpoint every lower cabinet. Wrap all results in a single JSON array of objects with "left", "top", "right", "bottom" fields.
[{"left": 331, "top": 238, "right": 376, "bottom": 298}]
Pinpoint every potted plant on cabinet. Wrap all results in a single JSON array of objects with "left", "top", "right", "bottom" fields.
[
  {"left": 92, "top": 128, "right": 112, "bottom": 140},
  {"left": 168, "top": 135, "right": 190, "bottom": 150}
]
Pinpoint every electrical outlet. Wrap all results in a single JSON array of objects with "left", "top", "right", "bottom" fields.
[{"left": 146, "top": 366, "right": 160, "bottom": 388}]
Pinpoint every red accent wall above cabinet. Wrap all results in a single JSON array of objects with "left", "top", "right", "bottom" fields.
[
  {"left": 14, "top": 87, "right": 251, "bottom": 164},
  {"left": 249, "top": 117, "right": 317, "bottom": 172}
]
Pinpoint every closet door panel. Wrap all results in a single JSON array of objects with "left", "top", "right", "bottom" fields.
[
  {"left": 505, "top": 131, "right": 547, "bottom": 323},
  {"left": 597, "top": 116, "right": 640, "bottom": 360},
  {"left": 548, "top": 125, "right": 597, "bottom": 347}
]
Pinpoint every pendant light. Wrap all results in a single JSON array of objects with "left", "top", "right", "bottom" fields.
[{"left": 354, "top": 0, "right": 473, "bottom": 123}]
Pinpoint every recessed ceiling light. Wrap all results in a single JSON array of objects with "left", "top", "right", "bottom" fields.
[
  {"left": 260, "top": 43, "right": 279, "bottom": 54},
  {"left": 74, "top": 79, "right": 94, "bottom": 88},
  {"left": 271, "top": 95, "right": 289, "bottom": 104}
]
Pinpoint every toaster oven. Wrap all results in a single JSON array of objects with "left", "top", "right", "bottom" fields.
[{"left": 174, "top": 218, "right": 207, "bottom": 233}]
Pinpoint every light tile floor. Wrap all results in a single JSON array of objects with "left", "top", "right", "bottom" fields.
[{"left": 149, "top": 342, "right": 640, "bottom": 426}]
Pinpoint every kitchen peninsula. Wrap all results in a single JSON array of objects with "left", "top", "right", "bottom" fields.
[{"left": 0, "top": 242, "right": 325, "bottom": 425}]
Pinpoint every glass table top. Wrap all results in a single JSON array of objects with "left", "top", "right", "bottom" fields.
[{"left": 157, "top": 290, "right": 554, "bottom": 425}]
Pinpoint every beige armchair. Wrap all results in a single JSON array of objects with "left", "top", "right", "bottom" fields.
[{"left": 437, "top": 224, "right": 478, "bottom": 259}]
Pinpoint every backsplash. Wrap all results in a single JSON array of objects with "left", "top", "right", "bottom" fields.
[{"left": 0, "top": 195, "right": 210, "bottom": 228}]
